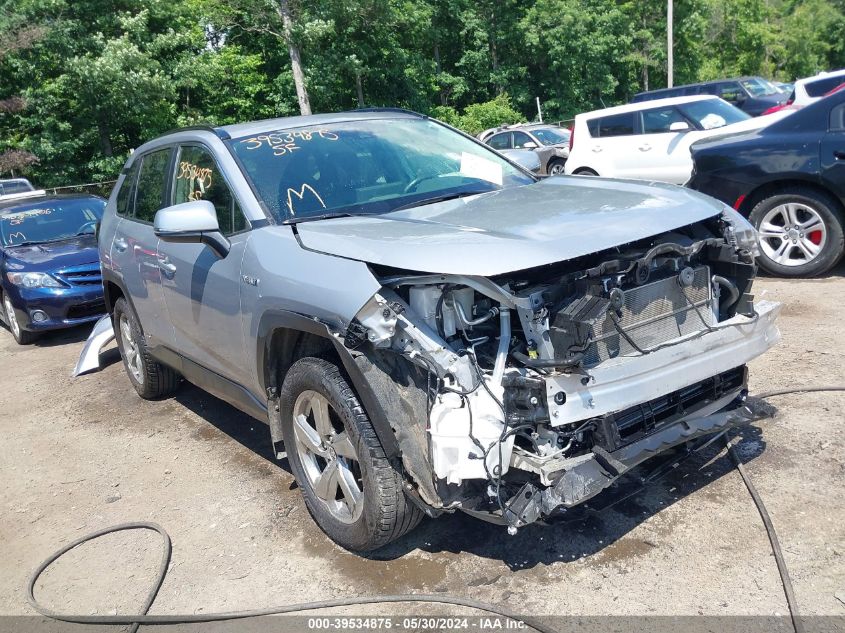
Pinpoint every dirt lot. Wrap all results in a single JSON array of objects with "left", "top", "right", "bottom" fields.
[{"left": 1, "top": 266, "right": 844, "bottom": 624}]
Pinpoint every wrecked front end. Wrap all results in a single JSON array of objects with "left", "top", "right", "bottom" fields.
[{"left": 345, "top": 208, "right": 780, "bottom": 531}]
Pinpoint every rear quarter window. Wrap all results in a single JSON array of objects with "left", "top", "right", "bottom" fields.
[
  {"left": 588, "top": 113, "right": 636, "bottom": 138},
  {"left": 116, "top": 161, "right": 140, "bottom": 217},
  {"left": 807, "top": 75, "right": 845, "bottom": 98}
]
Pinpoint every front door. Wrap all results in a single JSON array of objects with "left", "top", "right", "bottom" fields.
[{"left": 157, "top": 144, "right": 251, "bottom": 383}]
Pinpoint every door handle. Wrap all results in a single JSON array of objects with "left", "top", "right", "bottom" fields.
[
  {"left": 157, "top": 256, "right": 177, "bottom": 277},
  {"left": 591, "top": 146, "right": 603, "bottom": 153},
  {"left": 114, "top": 238, "right": 128, "bottom": 253},
  {"left": 639, "top": 144, "right": 652, "bottom": 152},
  {"left": 834, "top": 150, "right": 845, "bottom": 160}
]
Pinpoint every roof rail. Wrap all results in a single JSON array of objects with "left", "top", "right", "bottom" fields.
[
  {"left": 155, "top": 124, "right": 231, "bottom": 141},
  {"left": 354, "top": 107, "right": 427, "bottom": 118}
]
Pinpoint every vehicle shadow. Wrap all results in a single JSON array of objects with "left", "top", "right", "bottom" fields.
[
  {"left": 373, "top": 424, "right": 766, "bottom": 568},
  {"left": 32, "top": 323, "right": 94, "bottom": 347},
  {"left": 168, "top": 380, "right": 768, "bottom": 569}
]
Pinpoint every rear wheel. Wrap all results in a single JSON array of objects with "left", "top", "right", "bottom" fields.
[
  {"left": 280, "top": 357, "right": 423, "bottom": 551},
  {"left": 113, "top": 297, "right": 180, "bottom": 398},
  {"left": 2, "top": 292, "right": 38, "bottom": 345},
  {"left": 573, "top": 167, "right": 598, "bottom": 176},
  {"left": 749, "top": 188, "right": 845, "bottom": 277},
  {"left": 547, "top": 158, "right": 567, "bottom": 175}
]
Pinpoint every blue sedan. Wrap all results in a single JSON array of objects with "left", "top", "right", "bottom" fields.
[{"left": 0, "top": 192, "right": 106, "bottom": 344}]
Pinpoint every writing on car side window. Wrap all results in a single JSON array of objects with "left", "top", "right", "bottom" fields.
[{"left": 174, "top": 146, "right": 247, "bottom": 236}]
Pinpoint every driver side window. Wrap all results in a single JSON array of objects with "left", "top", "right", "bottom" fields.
[
  {"left": 512, "top": 132, "right": 536, "bottom": 148},
  {"left": 174, "top": 146, "right": 248, "bottom": 236}
]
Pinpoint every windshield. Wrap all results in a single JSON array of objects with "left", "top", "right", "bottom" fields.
[
  {"left": 740, "top": 78, "right": 779, "bottom": 98},
  {"left": 0, "top": 197, "right": 104, "bottom": 247},
  {"left": 677, "top": 99, "right": 751, "bottom": 130},
  {"left": 530, "top": 127, "right": 570, "bottom": 145},
  {"left": 230, "top": 117, "right": 534, "bottom": 221}
]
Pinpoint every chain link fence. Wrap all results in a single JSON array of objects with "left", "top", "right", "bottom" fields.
[{"left": 43, "top": 180, "right": 117, "bottom": 199}]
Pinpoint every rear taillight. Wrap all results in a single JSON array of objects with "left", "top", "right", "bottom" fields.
[{"left": 568, "top": 125, "right": 574, "bottom": 151}]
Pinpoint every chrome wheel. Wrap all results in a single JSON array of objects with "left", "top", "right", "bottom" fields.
[
  {"left": 292, "top": 390, "right": 363, "bottom": 524},
  {"left": 548, "top": 162, "right": 566, "bottom": 175},
  {"left": 118, "top": 313, "right": 144, "bottom": 384},
  {"left": 758, "top": 202, "right": 827, "bottom": 267},
  {"left": 3, "top": 294, "right": 20, "bottom": 339}
]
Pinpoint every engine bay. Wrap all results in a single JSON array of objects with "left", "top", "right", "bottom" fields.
[{"left": 344, "top": 211, "right": 780, "bottom": 528}]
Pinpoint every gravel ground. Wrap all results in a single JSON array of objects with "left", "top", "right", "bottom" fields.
[{"left": 1, "top": 266, "right": 844, "bottom": 624}]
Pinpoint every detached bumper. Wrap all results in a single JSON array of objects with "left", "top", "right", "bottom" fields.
[{"left": 504, "top": 395, "right": 776, "bottom": 528}]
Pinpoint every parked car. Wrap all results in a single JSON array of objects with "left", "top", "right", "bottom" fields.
[
  {"left": 789, "top": 69, "right": 845, "bottom": 109},
  {"left": 0, "top": 192, "right": 106, "bottom": 344},
  {"left": 0, "top": 178, "right": 34, "bottom": 196},
  {"left": 498, "top": 148, "right": 542, "bottom": 174},
  {"left": 774, "top": 81, "right": 794, "bottom": 95},
  {"left": 77, "top": 109, "right": 779, "bottom": 551},
  {"left": 633, "top": 76, "right": 787, "bottom": 116},
  {"left": 762, "top": 78, "right": 845, "bottom": 116},
  {"left": 565, "top": 95, "right": 783, "bottom": 183},
  {"left": 688, "top": 88, "right": 845, "bottom": 277},
  {"left": 481, "top": 123, "right": 570, "bottom": 175}
]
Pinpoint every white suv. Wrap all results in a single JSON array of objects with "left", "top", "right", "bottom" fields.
[
  {"left": 565, "top": 95, "right": 782, "bottom": 184},
  {"left": 790, "top": 69, "right": 845, "bottom": 108}
]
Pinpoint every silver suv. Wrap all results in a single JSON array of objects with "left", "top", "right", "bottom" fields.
[{"left": 80, "top": 109, "right": 780, "bottom": 551}]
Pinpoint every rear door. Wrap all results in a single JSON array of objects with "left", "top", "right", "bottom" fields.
[
  {"left": 488, "top": 132, "right": 512, "bottom": 151},
  {"left": 110, "top": 147, "right": 173, "bottom": 347},
  {"left": 821, "top": 101, "right": 845, "bottom": 201},
  {"left": 635, "top": 105, "right": 697, "bottom": 183},
  {"left": 157, "top": 144, "right": 251, "bottom": 383},
  {"left": 587, "top": 112, "right": 640, "bottom": 178}
]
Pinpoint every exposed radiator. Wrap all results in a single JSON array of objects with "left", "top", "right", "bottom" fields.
[{"left": 550, "top": 266, "right": 715, "bottom": 367}]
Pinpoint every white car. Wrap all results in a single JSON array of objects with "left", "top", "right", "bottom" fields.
[
  {"left": 789, "top": 69, "right": 845, "bottom": 107},
  {"left": 564, "top": 95, "right": 785, "bottom": 184}
]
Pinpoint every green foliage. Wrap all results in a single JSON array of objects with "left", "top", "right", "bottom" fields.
[
  {"left": 1, "top": 0, "right": 843, "bottom": 186},
  {"left": 432, "top": 94, "right": 524, "bottom": 135}
]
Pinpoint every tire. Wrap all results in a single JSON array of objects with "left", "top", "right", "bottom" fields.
[
  {"left": 573, "top": 167, "right": 598, "bottom": 176},
  {"left": 280, "top": 357, "right": 423, "bottom": 551},
  {"left": 547, "top": 158, "right": 567, "bottom": 176},
  {"left": 749, "top": 188, "right": 845, "bottom": 277},
  {"left": 113, "top": 297, "right": 180, "bottom": 399},
  {"left": 2, "top": 291, "right": 38, "bottom": 345}
]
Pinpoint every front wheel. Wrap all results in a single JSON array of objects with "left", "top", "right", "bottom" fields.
[
  {"left": 280, "top": 357, "right": 423, "bottom": 551},
  {"left": 573, "top": 167, "right": 598, "bottom": 176},
  {"left": 749, "top": 188, "right": 845, "bottom": 277},
  {"left": 2, "top": 292, "right": 38, "bottom": 345},
  {"left": 547, "top": 158, "right": 567, "bottom": 176}
]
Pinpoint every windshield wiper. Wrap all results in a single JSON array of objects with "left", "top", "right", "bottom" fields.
[
  {"left": 284, "top": 211, "right": 358, "bottom": 225},
  {"left": 392, "top": 189, "right": 493, "bottom": 212}
]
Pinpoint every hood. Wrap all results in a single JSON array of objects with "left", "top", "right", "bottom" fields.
[
  {"left": 3, "top": 235, "right": 99, "bottom": 272},
  {"left": 295, "top": 177, "right": 725, "bottom": 276}
]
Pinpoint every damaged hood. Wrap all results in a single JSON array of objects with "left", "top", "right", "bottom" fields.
[{"left": 295, "top": 177, "right": 725, "bottom": 276}]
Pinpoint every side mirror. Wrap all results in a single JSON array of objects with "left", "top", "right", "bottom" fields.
[
  {"left": 669, "top": 121, "right": 690, "bottom": 132},
  {"left": 154, "top": 200, "right": 230, "bottom": 258},
  {"left": 521, "top": 141, "right": 538, "bottom": 149}
]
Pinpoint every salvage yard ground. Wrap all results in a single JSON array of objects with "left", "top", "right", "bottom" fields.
[{"left": 1, "top": 267, "right": 844, "bottom": 620}]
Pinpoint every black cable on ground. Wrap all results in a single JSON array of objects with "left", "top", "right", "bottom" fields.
[
  {"left": 27, "top": 523, "right": 558, "bottom": 633},
  {"left": 725, "top": 436, "right": 805, "bottom": 633},
  {"left": 26, "top": 386, "right": 845, "bottom": 633}
]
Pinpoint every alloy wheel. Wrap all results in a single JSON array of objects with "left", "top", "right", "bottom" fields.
[
  {"left": 118, "top": 313, "right": 144, "bottom": 384},
  {"left": 549, "top": 162, "right": 566, "bottom": 175},
  {"left": 3, "top": 294, "right": 20, "bottom": 339},
  {"left": 758, "top": 202, "right": 827, "bottom": 267},
  {"left": 292, "top": 389, "right": 364, "bottom": 524}
]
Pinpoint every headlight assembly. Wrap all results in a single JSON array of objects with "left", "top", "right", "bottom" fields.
[
  {"left": 6, "top": 271, "right": 64, "bottom": 288},
  {"left": 721, "top": 207, "right": 761, "bottom": 258}
]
